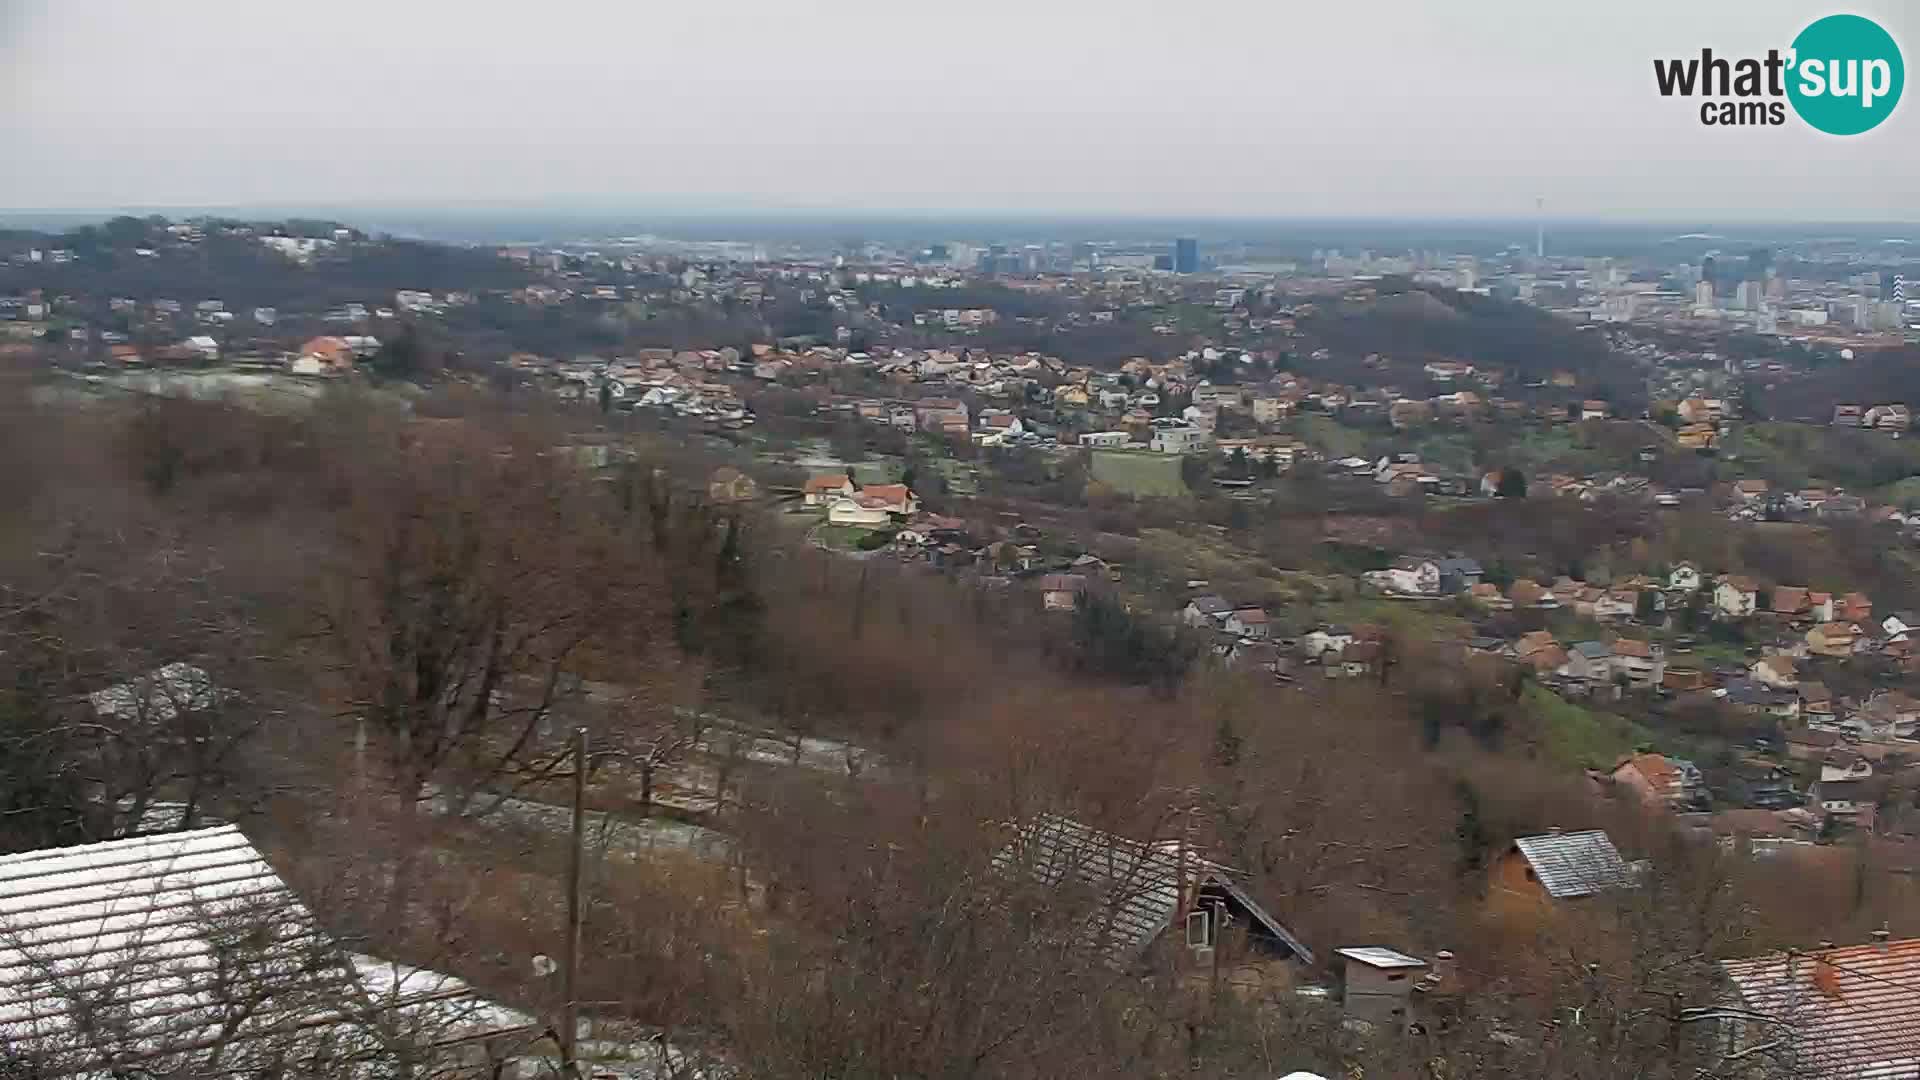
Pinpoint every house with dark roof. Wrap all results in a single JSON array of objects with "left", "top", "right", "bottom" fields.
[
  {"left": 1490, "top": 829, "right": 1635, "bottom": 908},
  {"left": 1183, "top": 594, "right": 1232, "bottom": 629},
  {"left": 1724, "top": 677, "right": 1802, "bottom": 720},
  {"left": 1434, "top": 557, "right": 1484, "bottom": 595},
  {"left": 993, "top": 815, "right": 1313, "bottom": 980},
  {"left": 1560, "top": 640, "right": 1615, "bottom": 684}
]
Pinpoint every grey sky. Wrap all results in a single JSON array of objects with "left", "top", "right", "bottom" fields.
[{"left": 3, "top": 0, "right": 1916, "bottom": 220}]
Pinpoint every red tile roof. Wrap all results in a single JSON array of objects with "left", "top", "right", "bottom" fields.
[{"left": 1723, "top": 940, "right": 1920, "bottom": 1078}]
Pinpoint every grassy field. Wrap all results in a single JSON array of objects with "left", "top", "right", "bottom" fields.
[
  {"left": 1290, "top": 414, "right": 1370, "bottom": 459},
  {"left": 1525, "top": 685, "right": 1653, "bottom": 772},
  {"left": 813, "top": 524, "right": 880, "bottom": 551},
  {"left": 1090, "top": 450, "right": 1188, "bottom": 497}
]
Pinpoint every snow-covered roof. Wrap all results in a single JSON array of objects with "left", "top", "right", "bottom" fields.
[
  {"left": 86, "top": 662, "right": 219, "bottom": 723},
  {"left": 0, "top": 826, "right": 536, "bottom": 1075},
  {"left": 0, "top": 825, "right": 343, "bottom": 1072}
]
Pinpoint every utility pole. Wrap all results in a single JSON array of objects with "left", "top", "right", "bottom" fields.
[{"left": 560, "top": 726, "right": 588, "bottom": 1074}]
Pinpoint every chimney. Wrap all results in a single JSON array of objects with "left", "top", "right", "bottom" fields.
[
  {"left": 1430, "top": 949, "right": 1456, "bottom": 988},
  {"left": 1549, "top": 825, "right": 1563, "bottom": 835},
  {"left": 1873, "top": 926, "right": 1892, "bottom": 951}
]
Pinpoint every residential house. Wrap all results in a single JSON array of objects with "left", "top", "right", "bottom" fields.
[
  {"left": 1593, "top": 587, "right": 1639, "bottom": 622},
  {"left": 1668, "top": 562, "right": 1704, "bottom": 593},
  {"left": 915, "top": 398, "right": 970, "bottom": 435},
  {"left": 1038, "top": 573, "right": 1088, "bottom": 612},
  {"left": 1490, "top": 830, "right": 1635, "bottom": 908},
  {"left": 1469, "top": 582, "right": 1511, "bottom": 610},
  {"left": 803, "top": 473, "right": 856, "bottom": 507},
  {"left": 1508, "top": 579, "right": 1553, "bottom": 609},
  {"left": 1715, "top": 576, "right": 1760, "bottom": 618},
  {"left": 1676, "top": 397, "right": 1726, "bottom": 424},
  {"left": 976, "top": 410, "right": 1024, "bottom": 442},
  {"left": 1837, "top": 592, "right": 1874, "bottom": 624},
  {"left": 1334, "top": 640, "right": 1383, "bottom": 678},
  {"left": 1676, "top": 423, "right": 1719, "bottom": 450},
  {"left": 1859, "top": 691, "right": 1920, "bottom": 738},
  {"left": 855, "top": 483, "right": 918, "bottom": 515},
  {"left": 1724, "top": 677, "right": 1802, "bottom": 721},
  {"left": 1751, "top": 654, "right": 1800, "bottom": 689},
  {"left": 1150, "top": 424, "right": 1208, "bottom": 454},
  {"left": 1251, "top": 396, "right": 1293, "bottom": 424},
  {"left": 707, "top": 466, "right": 759, "bottom": 504},
  {"left": 1580, "top": 400, "right": 1611, "bottom": 421},
  {"left": 1810, "top": 777, "right": 1872, "bottom": 825},
  {"left": 1806, "top": 622, "right": 1863, "bottom": 659},
  {"left": 1784, "top": 727, "right": 1842, "bottom": 761},
  {"left": 0, "top": 827, "right": 538, "bottom": 1072},
  {"left": 1720, "top": 938, "right": 1920, "bottom": 1079},
  {"left": 1302, "top": 625, "right": 1355, "bottom": 658},
  {"left": 1769, "top": 586, "right": 1812, "bottom": 620},
  {"left": 827, "top": 495, "right": 894, "bottom": 527},
  {"left": 1184, "top": 595, "right": 1233, "bottom": 630},
  {"left": 1662, "top": 666, "right": 1710, "bottom": 691},
  {"left": 1799, "top": 681, "right": 1835, "bottom": 721},
  {"left": 994, "top": 815, "right": 1313, "bottom": 979},
  {"left": 1223, "top": 607, "right": 1271, "bottom": 639},
  {"left": 1384, "top": 557, "right": 1441, "bottom": 596},
  {"left": 291, "top": 334, "right": 355, "bottom": 376},
  {"left": 1560, "top": 640, "right": 1615, "bottom": 684},
  {"left": 1436, "top": 557, "right": 1485, "bottom": 594},
  {"left": 1611, "top": 752, "right": 1705, "bottom": 810},
  {"left": 1610, "top": 638, "right": 1665, "bottom": 689},
  {"left": 1865, "top": 403, "right": 1912, "bottom": 430},
  {"left": 1819, "top": 750, "right": 1874, "bottom": 784}
]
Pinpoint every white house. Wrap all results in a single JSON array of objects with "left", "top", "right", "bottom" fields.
[
  {"left": 1150, "top": 425, "right": 1208, "bottom": 454},
  {"left": 183, "top": 334, "right": 220, "bottom": 361},
  {"left": 1668, "top": 562, "right": 1703, "bottom": 593},
  {"left": 1301, "top": 626, "right": 1355, "bottom": 658},
  {"left": 1079, "top": 431, "right": 1131, "bottom": 448},
  {"left": 1714, "top": 577, "right": 1759, "bottom": 619},
  {"left": 827, "top": 496, "right": 892, "bottom": 527},
  {"left": 1384, "top": 557, "right": 1440, "bottom": 596}
]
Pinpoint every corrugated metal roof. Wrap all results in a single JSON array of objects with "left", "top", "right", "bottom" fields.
[
  {"left": 1722, "top": 940, "right": 1920, "bottom": 1079},
  {"left": 1336, "top": 946, "right": 1427, "bottom": 970},
  {"left": 1511, "top": 830, "right": 1634, "bottom": 899},
  {"left": 993, "top": 815, "right": 1311, "bottom": 967},
  {"left": 0, "top": 826, "right": 533, "bottom": 1075},
  {"left": 0, "top": 825, "right": 352, "bottom": 1071}
]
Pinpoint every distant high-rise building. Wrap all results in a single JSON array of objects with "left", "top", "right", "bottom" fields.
[
  {"left": 1734, "top": 280, "right": 1756, "bottom": 311},
  {"left": 1174, "top": 237, "right": 1199, "bottom": 274},
  {"left": 1746, "top": 248, "right": 1772, "bottom": 282},
  {"left": 1694, "top": 281, "right": 1715, "bottom": 308}
]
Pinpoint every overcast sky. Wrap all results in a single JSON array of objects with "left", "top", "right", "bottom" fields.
[{"left": 3, "top": 1, "right": 1916, "bottom": 221}]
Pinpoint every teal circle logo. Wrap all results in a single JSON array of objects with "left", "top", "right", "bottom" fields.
[{"left": 1788, "top": 14, "right": 1903, "bottom": 135}]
